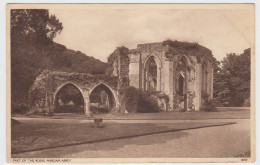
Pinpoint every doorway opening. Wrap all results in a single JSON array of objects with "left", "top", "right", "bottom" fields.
[
  {"left": 54, "top": 83, "right": 84, "bottom": 113},
  {"left": 89, "top": 84, "right": 116, "bottom": 114}
]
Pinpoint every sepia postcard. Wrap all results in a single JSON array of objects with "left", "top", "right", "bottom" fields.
[{"left": 6, "top": 3, "right": 255, "bottom": 163}]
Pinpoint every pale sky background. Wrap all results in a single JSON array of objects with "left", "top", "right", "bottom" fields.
[{"left": 49, "top": 5, "right": 254, "bottom": 62}]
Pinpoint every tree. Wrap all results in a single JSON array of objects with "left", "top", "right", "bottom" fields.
[
  {"left": 11, "top": 9, "right": 63, "bottom": 46},
  {"left": 214, "top": 49, "right": 251, "bottom": 106},
  {"left": 11, "top": 9, "right": 63, "bottom": 108}
]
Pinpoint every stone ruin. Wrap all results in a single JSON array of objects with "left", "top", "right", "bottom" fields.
[
  {"left": 107, "top": 40, "right": 215, "bottom": 111},
  {"left": 29, "top": 40, "right": 215, "bottom": 114}
]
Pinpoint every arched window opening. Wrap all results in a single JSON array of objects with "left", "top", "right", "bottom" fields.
[
  {"left": 175, "top": 57, "right": 188, "bottom": 111},
  {"left": 54, "top": 83, "right": 84, "bottom": 113},
  {"left": 144, "top": 57, "right": 157, "bottom": 92},
  {"left": 89, "top": 84, "right": 116, "bottom": 114},
  {"left": 175, "top": 58, "right": 187, "bottom": 95}
]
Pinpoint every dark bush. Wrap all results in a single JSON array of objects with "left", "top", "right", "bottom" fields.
[
  {"left": 119, "top": 86, "right": 160, "bottom": 113},
  {"left": 137, "top": 93, "right": 159, "bottom": 113},
  {"left": 200, "top": 93, "right": 219, "bottom": 112},
  {"left": 200, "top": 99, "right": 218, "bottom": 112},
  {"left": 119, "top": 86, "right": 139, "bottom": 113}
]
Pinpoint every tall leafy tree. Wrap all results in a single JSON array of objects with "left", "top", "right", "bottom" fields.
[
  {"left": 11, "top": 9, "right": 63, "bottom": 45},
  {"left": 214, "top": 49, "right": 251, "bottom": 106},
  {"left": 11, "top": 9, "right": 63, "bottom": 107}
]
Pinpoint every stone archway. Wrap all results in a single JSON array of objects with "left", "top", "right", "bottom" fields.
[
  {"left": 86, "top": 83, "right": 119, "bottom": 114},
  {"left": 28, "top": 70, "right": 119, "bottom": 116},
  {"left": 53, "top": 82, "right": 85, "bottom": 113}
]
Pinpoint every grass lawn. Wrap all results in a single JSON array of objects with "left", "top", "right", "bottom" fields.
[
  {"left": 49, "top": 108, "right": 250, "bottom": 120},
  {"left": 94, "top": 109, "right": 250, "bottom": 120},
  {"left": 13, "top": 108, "right": 250, "bottom": 120},
  {"left": 11, "top": 119, "right": 235, "bottom": 155}
]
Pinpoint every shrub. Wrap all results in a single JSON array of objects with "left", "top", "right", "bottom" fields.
[
  {"left": 137, "top": 92, "right": 159, "bottom": 113},
  {"left": 200, "top": 91, "right": 219, "bottom": 112},
  {"left": 119, "top": 86, "right": 160, "bottom": 113},
  {"left": 201, "top": 92, "right": 219, "bottom": 112},
  {"left": 200, "top": 99, "right": 219, "bottom": 112},
  {"left": 119, "top": 86, "right": 139, "bottom": 113}
]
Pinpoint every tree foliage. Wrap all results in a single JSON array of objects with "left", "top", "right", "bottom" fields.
[
  {"left": 11, "top": 9, "right": 63, "bottom": 45},
  {"left": 214, "top": 49, "right": 251, "bottom": 107},
  {"left": 11, "top": 9, "right": 63, "bottom": 107}
]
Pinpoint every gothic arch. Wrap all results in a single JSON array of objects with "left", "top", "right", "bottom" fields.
[
  {"left": 53, "top": 82, "right": 85, "bottom": 106},
  {"left": 53, "top": 82, "right": 85, "bottom": 112},
  {"left": 143, "top": 54, "right": 162, "bottom": 69},
  {"left": 143, "top": 54, "right": 162, "bottom": 91},
  {"left": 175, "top": 55, "right": 193, "bottom": 70},
  {"left": 175, "top": 56, "right": 189, "bottom": 95},
  {"left": 88, "top": 83, "right": 118, "bottom": 110}
]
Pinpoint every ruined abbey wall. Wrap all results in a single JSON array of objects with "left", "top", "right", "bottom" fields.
[{"left": 109, "top": 41, "right": 214, "bottom": 111}]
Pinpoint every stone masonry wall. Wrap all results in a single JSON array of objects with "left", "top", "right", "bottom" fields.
[
  {"left": 119, "top": 52, "right": 130, "bottom": 89},
  {"left": 129, "top": 53, "right": 141, "bottom": 89}
]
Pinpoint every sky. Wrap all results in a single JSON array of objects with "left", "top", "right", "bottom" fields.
[{"left": 49, "top": 4, "right": 254, "bottom": 62}]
